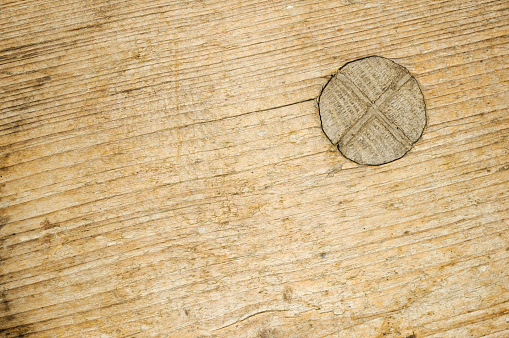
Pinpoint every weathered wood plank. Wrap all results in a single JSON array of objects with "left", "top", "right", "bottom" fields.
[{"left": 1, "top": 0, "right": 508, "bottom": 337}]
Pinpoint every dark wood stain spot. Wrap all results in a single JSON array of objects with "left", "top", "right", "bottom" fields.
[
  {"left": 0, "top": 325, "right": 30, "bottom": 337},
  {"left": 1, "top": 153, "right": 12, "bottom": 171},
  {"left": 34, "top": 75, "right": 51, "bottom": 88},
  {"left": 119, "top": 88, "right": 134, "bottom": 95},
  {"left": 0, "top": 51, "right": 38, "bottom": 63},
  {"left": 0, "top": 39, "right": 74, "bottom": 64},
  {"left": 497, "top": 164, "right": 509, "bottom": 172},
  {"left": 41, "top": 218, "right": 58, "bottom": 230},
  {"left": 42, "top": 234, "right": 53, "bottom": 245},
  {"left": 406, "top": 334, "right": 417, "bottom": 338},
  {"left": 0, "top": 41, "right": 46, "bottom": 54},
  {"left": 404, "top": 230, "right": 410, "bottom": 235},
  {"left": 9, "top": 102, "right": 33, "bottom": 113},
  {"left": 0, "top": 215, "right": 10, "bottom": 230},
  {"left": 282, "top": 286, "right": 294, "bottom": 302},
  {"left": 258, "top": 328, "right": 280, "bottom": 338},
  {"left": 94, "top": 1, "right": 119, "bottom": 20},
  {"left": 378, "top": 316, "right": 404, "bottom": 338},
  {"left": 70, "top": 23, "right": 104, "bottom": 32},
  {"left": 0, "top": 291, "right": 10, "bottom": 313},
  {"left": 0, "top": 292, "right": 27, "bottom": 337}
]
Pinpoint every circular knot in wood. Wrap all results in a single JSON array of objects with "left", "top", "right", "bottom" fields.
[{"left": 319, "top": 56, "right": 426, "bottom": 165}]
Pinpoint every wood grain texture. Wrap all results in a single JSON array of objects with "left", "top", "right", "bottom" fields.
[{"left": 0, "top": 0, "right": 508, "bottom": 337}]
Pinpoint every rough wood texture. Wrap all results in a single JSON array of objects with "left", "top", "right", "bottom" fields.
[
  {"left": 319, "top": 56, "right": 426, "bottom": 165},
  {"left": 0, "top": 0, "right": 508, "bottom": 337}
]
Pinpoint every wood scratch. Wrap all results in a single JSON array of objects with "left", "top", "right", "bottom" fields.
[{"left": 213, "top": 309, "right": 288, "bottom": 332}]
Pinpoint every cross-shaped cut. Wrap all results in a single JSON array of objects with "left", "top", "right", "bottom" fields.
[{"left": 319, "top": 56, "right": 426, "bottom": 165}]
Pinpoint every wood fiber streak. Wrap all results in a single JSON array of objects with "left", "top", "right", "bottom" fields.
[{"left": 0, "top": 0, "right": 508, "bottom": 337}]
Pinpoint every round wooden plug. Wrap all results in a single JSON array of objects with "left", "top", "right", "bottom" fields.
[{"left": 319, "top": 56, "right": 426, "bottom": 165}]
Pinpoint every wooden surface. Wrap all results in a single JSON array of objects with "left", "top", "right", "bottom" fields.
[{"left": 0, "top": 0, "right": 508, "bottom": 337}]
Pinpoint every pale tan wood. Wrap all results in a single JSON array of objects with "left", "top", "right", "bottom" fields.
[{"left": 0, "top": 0, "right": 508, "bottom": 337}]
